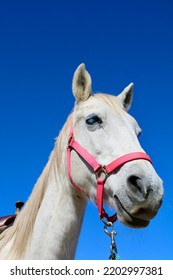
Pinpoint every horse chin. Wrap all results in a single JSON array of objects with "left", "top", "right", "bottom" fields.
[
  {"left": 117, "top": 212, "right": 150, "bottom": 229},
  {"left": 114, "top": 195, "right": 150, "bottom": 229}
]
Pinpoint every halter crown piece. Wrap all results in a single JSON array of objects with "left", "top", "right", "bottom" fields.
[{"left": 67, "top": 125, "right": 152, "bottom": 224}]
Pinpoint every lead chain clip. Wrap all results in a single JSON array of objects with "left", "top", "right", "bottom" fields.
[{"left": 103, "top": 223, "right": 120, "bottom": 260}]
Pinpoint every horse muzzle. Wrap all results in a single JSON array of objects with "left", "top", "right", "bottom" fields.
[{"left": 113, "top": 173, "right": 163, "bottom": 228}]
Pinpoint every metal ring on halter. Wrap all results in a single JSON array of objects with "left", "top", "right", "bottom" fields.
[
  {"left": 101, "top": 218, "right": 113, "bottom": 227},
  {"left": 95, "top": 166, "right": 108, "bottom": 181}
]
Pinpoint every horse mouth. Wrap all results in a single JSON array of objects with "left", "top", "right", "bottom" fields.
[{"left": 114, "top": 195, "right": 150, "bottom": 228}]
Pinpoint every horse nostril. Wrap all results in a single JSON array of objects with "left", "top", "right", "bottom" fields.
[
  {"left": 128, "top": 175, "right": 142, "bottom": 193},
  {"left": 128, "top": 175, "right": 154, "bottom": 199}
]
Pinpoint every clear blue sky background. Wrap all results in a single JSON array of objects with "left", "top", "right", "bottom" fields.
[{"left": 0, "top": 0, "right": 172, "bottom": 260}]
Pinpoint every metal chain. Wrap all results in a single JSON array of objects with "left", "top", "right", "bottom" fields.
[{"left": 103, "top": 222, "right": 120, "bottom": 260}]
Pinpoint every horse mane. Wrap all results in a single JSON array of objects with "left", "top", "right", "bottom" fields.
[{"left": 0, "top": 114, "right": 72, "bottom": 259}]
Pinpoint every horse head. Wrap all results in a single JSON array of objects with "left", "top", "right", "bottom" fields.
[{"left": 69, "top": 63, "right": 163, "bottom": 228}]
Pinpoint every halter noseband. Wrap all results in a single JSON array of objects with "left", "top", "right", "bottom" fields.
[{"left": 67, "top": 125, "right": 152, "bottom": 224}]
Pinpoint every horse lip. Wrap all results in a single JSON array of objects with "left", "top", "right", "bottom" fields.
[{"left": 114, "top": 194, "right": 150, "bottom": 228}]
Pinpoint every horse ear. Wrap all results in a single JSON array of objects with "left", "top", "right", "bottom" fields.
[
  {"left": 72, "top": 63, "right": 92, "bottom": 102},
  {"left": 117, "top": 83, "right": 134, "bottom": 111}
]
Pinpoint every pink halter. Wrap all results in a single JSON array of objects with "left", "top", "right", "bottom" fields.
[{"left": 67, "top": 125, "right": 152, "bottom": 223}]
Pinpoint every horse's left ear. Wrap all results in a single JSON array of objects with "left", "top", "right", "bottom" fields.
[
  {"left": 117, "top": 83, "right": 134, "bottom": 111},
  {"left": 72, "top": 63, "right": 92, "bottom": 102}
]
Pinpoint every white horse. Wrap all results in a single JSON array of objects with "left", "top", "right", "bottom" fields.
[{"left": 0, "top": 64, "right": 163, "bottom": 259}]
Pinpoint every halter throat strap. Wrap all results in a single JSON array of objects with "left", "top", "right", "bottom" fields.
[{"left": 67, "top": 126, "right": 152, "bottom": 223}]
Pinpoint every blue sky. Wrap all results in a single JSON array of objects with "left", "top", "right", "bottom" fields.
[{"left": 0, "top": 0, "right": 173, "bottom": 260}]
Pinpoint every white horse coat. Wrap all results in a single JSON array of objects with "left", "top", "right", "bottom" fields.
[{"left": 0, "top": 64, "right": 163, "bottom": 259}]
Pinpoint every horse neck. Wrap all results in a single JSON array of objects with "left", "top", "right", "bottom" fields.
[
  {"left": 25, "top": 119, "right": 87, "bottom": 259},
  {"left": 0, "top": 116, "right": 87, "bottom": 260},
  {"left": 26, "top": 153, "right": 86, "bottom": 259}
]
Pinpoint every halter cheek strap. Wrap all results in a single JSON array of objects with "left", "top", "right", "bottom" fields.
[{"left": 67, "top": 126, "right": 152, "bottom": 223}]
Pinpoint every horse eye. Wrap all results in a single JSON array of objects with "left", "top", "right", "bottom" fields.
[
  {"left": 86, "top": 114, "right": 102, "bottom": 125},
  {"left": 137, "top": 127, "right": 142, "bottom": 138},
  {"left": 138, "top": 131, "right": 142, "bottom": 138}
]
